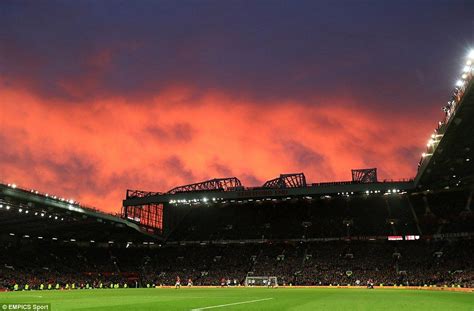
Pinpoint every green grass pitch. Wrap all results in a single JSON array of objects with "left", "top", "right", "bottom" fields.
[{"left": 0, "top": 288, "right": 472, "bottom": 310}]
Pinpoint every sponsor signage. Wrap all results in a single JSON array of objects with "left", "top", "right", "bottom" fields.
[{"left": 387, "top": 236, "right": 403, "bottom": 241}]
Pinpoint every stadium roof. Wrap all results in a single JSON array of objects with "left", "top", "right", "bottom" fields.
[
  {"left": 124, "top": 174, "right": 413, "bottom": 206},
  {"left": 0, "top": 183, "right": 160, "bottom": 244},
  {"left": 414, "top": 56, "right": 474, "bottom": 190}
]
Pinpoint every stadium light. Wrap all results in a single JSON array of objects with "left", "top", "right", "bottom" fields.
[
  {"left": 18, "top": 208, "right": 23, "bottom": 213},
  {"left": 455, "top": 80, "right": 464, "bottom": 87},
  {"left": 6, "top": 205, "right": 10, "bottom": 210},
  {"left": 90, "top": 240, "right": 95, "bottom": 243},
  {"left": 469, "top": 50, "right": 474, "bottom": 59},
  {"left": 37, "top": 236, "right": 43, "bottom": 239},
  {"left": 11, "top": 184, "right": 17, "bottom": 189},
  {"left": 463, "top": 66, "right": 470, "bottom": 73},
  {"left": 0, "top": 204, "right": 2, "bottom": 208},
  {"left": 9, "top": 233, "right": 15, "bottom": 236},
  {"left": 52, "top": 237, "right": 58, "bottom": 240}
]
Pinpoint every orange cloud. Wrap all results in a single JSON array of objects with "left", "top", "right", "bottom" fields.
[{"left": 0, "top": 85, "right": 440, "bottom": 213}]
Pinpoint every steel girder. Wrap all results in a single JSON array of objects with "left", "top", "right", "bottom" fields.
[
  {"left": 167, "top": 177, "right": 242, "bottom": 194},
  {"left": 262, "top": 173, "right": 307, "bottom": 189},
  {"left": 351, "top": 168, "right": 378, "bottom": 183}
]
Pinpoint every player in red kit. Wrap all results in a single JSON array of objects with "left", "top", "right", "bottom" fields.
[{"left": 175, "top": 276, "right": 181, "bottom": 289}]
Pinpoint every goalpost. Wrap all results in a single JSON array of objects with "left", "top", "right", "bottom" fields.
[{"left": 244, "top": 276, "right": 278, "bottom": 287}]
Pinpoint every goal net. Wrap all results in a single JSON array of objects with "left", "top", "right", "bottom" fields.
[{"left": 244, "top": 276, "right": 278, "bottom": 287}]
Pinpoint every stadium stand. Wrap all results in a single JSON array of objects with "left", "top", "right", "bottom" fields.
[
  {"left": 1, "top": 183, "right": 473, "bottom": 290},
  {"left": 1, "top": 240, "right": 472, "bottom": 289}
]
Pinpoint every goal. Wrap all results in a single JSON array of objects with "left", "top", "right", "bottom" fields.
[{"left": 244, "top": 276, "right": 278, "bottom": 287}]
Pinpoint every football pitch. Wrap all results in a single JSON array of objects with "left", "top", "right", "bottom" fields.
[{"left": 0, "top": 287, "right": 472, "bottom": 311}]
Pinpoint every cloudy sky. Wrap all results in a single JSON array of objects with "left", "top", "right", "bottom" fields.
[{"left": 1, "top": 0, "right": 473, "bottom": 212}]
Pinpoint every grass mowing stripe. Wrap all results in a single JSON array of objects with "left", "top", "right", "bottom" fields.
[{"left": 190, "top": 297, "right": 274, "bottom": 310}]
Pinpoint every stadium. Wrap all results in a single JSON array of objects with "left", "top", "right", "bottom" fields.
[
  {"left": 1, "top": 2, "right": 474, "bottom": 311},
  {"left": 1, "top": 50, "right": 473, "bottom": 309}
]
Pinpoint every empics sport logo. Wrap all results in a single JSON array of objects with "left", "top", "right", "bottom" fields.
[{"left": 1, "top": 304, "right": 50, "bottom": 310}]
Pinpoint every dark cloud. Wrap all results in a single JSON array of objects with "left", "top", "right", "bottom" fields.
[
  {"left": 241, "top": 173, "right": 264, "bottom": 187},
  {"left": 209, "top": 160, "right": 233, "bottom": 177},
  {"left": 394, "top": 145, "right": 421, "bottom": 172},
  {"left": 280, "top": 140, "right": 335, "bottom": 180},
  {"left": 162, "top": 155, "right": 195, "bottom": 184},
  {"left": 146, "top": 123, "right": 194, "bottom": 143},
  {"left": 0, "top": 136, "right": 103, "bottom": 197},
  {"left": 1, "top": 0, "right": 473, "bottom": 113}
]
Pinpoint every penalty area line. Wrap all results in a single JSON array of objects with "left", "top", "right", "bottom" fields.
[{"left": 191, "top": 297, "right": 274, "bottom": 310}]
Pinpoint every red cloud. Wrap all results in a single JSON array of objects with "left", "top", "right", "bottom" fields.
[{"left": 0, "top": 85, "right": 440, "bottom": 212}]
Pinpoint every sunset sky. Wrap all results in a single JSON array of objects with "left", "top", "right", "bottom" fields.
[{"left": 1, "top": 0, "right": 473, "bottom": 212}]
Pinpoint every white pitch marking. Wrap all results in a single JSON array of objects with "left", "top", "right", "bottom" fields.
[{"left": 191, "top": 297, "right": 273, "bottom": 310}]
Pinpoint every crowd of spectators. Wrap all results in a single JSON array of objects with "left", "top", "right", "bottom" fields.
[{"left": 1, "top": 240, "right": 472, "bottom": 290}]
